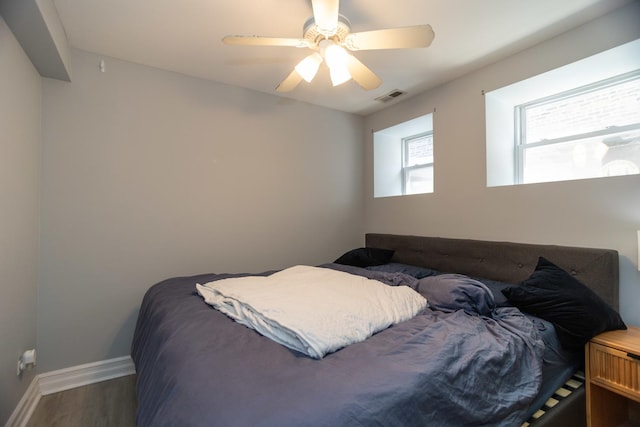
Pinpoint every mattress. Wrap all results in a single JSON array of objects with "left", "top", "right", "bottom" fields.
[{"left": 131, "top": 263, "right": 578, "bottom": 426}]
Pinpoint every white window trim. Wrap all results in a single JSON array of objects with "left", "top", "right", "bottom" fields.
[
  {"left": 373, "top": 113, "right": 433, "bottom": 198},
  {"left": 485, "top": 39, "right": 640, "bottom": 188},
  {"left": 402, "top": 131, "right": 434, "bottom": 195},
  {"left": 514, "top": 69, "right": 640, "bottom": 184}
]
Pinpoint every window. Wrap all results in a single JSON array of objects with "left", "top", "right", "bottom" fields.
[
  {"left": 373, "top": 114, "right": 433, "bottom": 198},
  {"left": 516, "top": 72, "right": 640, "bottom": 184},
  {"left": 485, "top": 39, "right": 640, "bottom": 187},
  {"left": 403, "top": 132, "right": 434, "bottom": 194}
]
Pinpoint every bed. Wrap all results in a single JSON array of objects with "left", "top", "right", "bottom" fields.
[{"left": 131, "top": 233, "right": 624, "bottom": 427}]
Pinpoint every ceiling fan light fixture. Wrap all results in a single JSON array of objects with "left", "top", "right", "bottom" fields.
[
  {"left": 295, "top": 53, "right": 323, "bottom": 83},
  {"left": 224, "top": 0, "right": 434, "bottom": 92}
]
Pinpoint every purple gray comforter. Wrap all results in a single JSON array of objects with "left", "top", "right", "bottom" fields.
[{"left": 131, "top": 264, "right": 546, "bottom": 426}]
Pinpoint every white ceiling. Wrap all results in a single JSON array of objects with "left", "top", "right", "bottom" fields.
[{"left": 51, "top": 0, "right": 632, "bottom": 115}]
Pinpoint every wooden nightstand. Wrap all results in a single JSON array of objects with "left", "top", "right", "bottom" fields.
[{"left": 586, "top": 326, "right": 640, "bottom": 427}]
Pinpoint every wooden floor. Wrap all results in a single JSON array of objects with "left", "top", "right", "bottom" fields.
[{"left": 26, "top": 375, "right": 137, "bottom": 427}]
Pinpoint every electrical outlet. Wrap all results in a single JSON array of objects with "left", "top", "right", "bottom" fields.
[{"left": 16, "top": 349, "right": 37, "bottom": 376}]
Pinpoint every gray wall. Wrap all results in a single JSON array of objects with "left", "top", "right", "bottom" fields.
[
  {"left": 0, "top": 16, "right": 41, "bottom": 425},
  {"left": 3, "top": 5, "right": 640, "bottom": 424},
  {"left": 38, "top": 49, "right": 364, "bottom": 372},
  {"left": 364, "top": 2, "right": 640, "bottom": 327}
]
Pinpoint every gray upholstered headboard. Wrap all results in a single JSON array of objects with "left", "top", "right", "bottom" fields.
[{"left": 365, "top": 233, "right": 620, "bottom": 310}]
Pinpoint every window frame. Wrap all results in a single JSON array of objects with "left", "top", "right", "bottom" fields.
[
  {"left": 402, "top": 131, "right": 434, "bottom": 195},
  {"left": 514, "top": 70, "right": 640, "bottom": 184}
]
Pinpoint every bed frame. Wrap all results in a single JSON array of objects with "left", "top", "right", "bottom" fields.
[{"left": 365, "top": 233, "right": 620, "bottom": 427}]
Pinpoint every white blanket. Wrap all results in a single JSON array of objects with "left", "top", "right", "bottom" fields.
[{"left": 196, "top": 265, "right": 426, "bottom": 359}]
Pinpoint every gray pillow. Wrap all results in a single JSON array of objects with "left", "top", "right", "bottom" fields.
[{"left": 418, "top": 274, "right": 495, "bottom": 315}]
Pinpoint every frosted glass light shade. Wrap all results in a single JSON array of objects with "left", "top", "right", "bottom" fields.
[
  {"left": 324, "top": 44, "right": 351, "bottom": 86},
  {"left": 329, "top": 64, "right": 351, "bottom": 86},
  {"left": 295, "top": 53, "right": 323, "bottom": 83},
  {"left": 324, "top": 44, "right": 347, "bottom": 68}
]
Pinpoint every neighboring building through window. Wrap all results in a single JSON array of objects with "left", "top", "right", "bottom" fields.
[
  {"left": 516, "top": 71, "right": 640, "bottom": 184},
  {"left": 486, "top": 39, "right": 640, "bottom": 187},
  {"left": 374, "top": 114, "right": 434, "bottom": 198}
]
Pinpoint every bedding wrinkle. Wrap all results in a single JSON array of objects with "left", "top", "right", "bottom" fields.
[
  {"left": 133, "top": 265, "right": 551, "bottom": 426},
  {"left": 195, "top": 265, "right": 426, "bottom": 359}
]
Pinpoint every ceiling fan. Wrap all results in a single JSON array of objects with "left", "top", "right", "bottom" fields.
[{"left": 222, "top": 0, "right": 435, "bottom": 92}]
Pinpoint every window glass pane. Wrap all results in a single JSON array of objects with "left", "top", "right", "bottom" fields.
[
  {"left": 406, "top": 166, "right": 434, "bottom": 194},
  {"left": 522, "top": 128, "right": 640, "bottom": 184},
  {"left": 486, "top": 40, "right": 640, "bottom": 187},
  {"left": 525, "top": 78, "right": 640, "bottom": 143},
  {"left": 374, "top": 113, "right": 433, "bottom": 197},
  {"left": 405, "top": 134, "right": 433, "bottom": 167}
]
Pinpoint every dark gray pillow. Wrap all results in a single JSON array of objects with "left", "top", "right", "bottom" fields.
[
  {"left": 502, "top": 257, "right": 626, "bottom": 351},
  {"left": 334, "top": 247, "right": 394, "bottom": 268}
]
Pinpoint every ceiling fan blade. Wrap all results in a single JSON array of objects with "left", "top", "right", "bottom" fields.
[
  {"left": 344, "top": 25, "right": 435, "bottom": 51},
  {"left": 312, "top": 0, "right": 340, "bottom": 36},
  {"left": 345, "top": 54, "right": 382, "bottom": 90},
  {"left": 223, "top": 35, "right": 311, "bottom": 48},
  {"left": 276, "top": 69, "right": 304, "bottom": 92}
]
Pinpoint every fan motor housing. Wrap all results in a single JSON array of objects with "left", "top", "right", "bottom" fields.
[{"left": 303, "top": 15, "right": 351, "bottom": 45}]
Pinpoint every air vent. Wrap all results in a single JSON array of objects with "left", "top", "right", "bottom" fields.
[{"left": 375, "top": 90, "right": 406, "bottom": 103}]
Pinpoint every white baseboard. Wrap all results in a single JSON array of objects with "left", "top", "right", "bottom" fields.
[
  {"left": 5, "top": 356, "right": 136, "bottom": 427},
  {"left": 4, "top": 376, "right": 40, "bottom": 427},
  {"left": 38, "top": 355, "right": 135, "bottom": 396}
]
